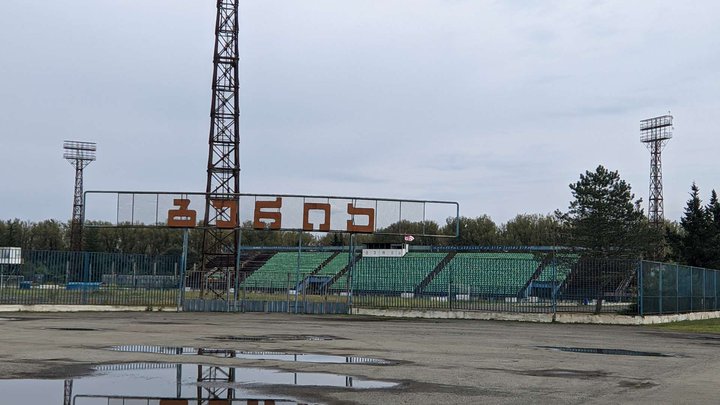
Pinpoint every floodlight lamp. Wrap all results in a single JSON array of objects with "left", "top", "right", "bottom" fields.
[{"left": 63, "top": 140, "right": 97, "bottom": 161}]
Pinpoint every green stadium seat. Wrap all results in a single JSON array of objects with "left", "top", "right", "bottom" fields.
[
  {"left": 424, "top": 253, "right": 540, "bottom": 296},
  {"left": 240, "top": 252, "right": 332, "bottom": 290},
  {"left": 333, "top": 253, "right": 446, "bottom": 293}
]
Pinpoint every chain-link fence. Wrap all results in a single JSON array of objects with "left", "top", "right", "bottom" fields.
[
  {"left": 183, "top": 249, "right": 351, "bottom": 313},
  {"left": 5, "top": 249, "right": 720, "bottom": 317},
  {"left": 0, "top": 250, "right": 180, "bottom": 307},
  {"left": 182, "top": 249, "right": 640, "bottom": 315},
  {"left": 639, "top": 261, "right": 720, "bottom": 315}
]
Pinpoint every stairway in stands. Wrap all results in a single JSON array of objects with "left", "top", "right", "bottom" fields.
[
  {"left": 413, "top": 252, "right": 457, "bottom": 294},
  {"left": 327, "top": 253, "right": 362, "bottom": 289}
]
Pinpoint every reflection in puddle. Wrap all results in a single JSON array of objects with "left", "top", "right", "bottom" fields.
[
  {"left": 0, "top": 362, "right": 397, "bottom": 405},
  {"left": 110, "top": 345, "right": 391, "bottom": 364},
  {"left": 539, "top": 346, "right": 671, "bottom": 357}
]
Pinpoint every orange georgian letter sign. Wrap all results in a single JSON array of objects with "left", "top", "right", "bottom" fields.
[
  {"left": 346, "top": 203, "right": 375, "bottom": 233},
  {"left": 303, "top": 203, "right": 331, "bottom": 232},
  {"left": 210, "top": 199, "right": 238, "bottom": 229},
  {"left": 253, "top": 198, "right": 282, "bottom": 230},
  {"left": 167, "top": 199, "right": 197, "bottom": 228}
]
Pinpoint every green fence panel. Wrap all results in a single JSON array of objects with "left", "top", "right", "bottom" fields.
[{"left": 639, "top": 261, "right": 720, "bottom": 316}]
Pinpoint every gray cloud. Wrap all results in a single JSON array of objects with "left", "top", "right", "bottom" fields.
[{"left": 1, "top": 0, "right": 718, "bottom": 224}]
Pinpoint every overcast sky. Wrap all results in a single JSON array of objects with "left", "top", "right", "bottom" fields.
[{"left": 1, "top": 0, "right": 719, "bottom": 224}]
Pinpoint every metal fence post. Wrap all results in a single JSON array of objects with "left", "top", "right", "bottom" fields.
[
  {"left": 676, "top": 264, "right": 679, "bottom": 314},
  {"left": 225, "top": 267, "right": 230, "bottom": 312},
  {"left": 703, "top": 269, "right": 707, "bottom": 311},
  {"left": 690, "top": 266, "right": 693, "bottom": 312},
  {"left": 638, "top": 261, "right": 643, "bottom": 316},
  {"left": 347, "top": 234, "right": 355, "bottom": 312},
  {"left": 295, "top": 232, "right": 302, "bottom": 314},
  {"left": 449, "top": 261, "right": 453, "bottom": 311},
  {"left": 233, "top": 228, "right": 243, "bottom": 310},
  {"left": 285, "top": 275, "right": 290, "bottom": 313},
  {"left": 550, "top": 253, "right": 558, "bottom": 321},
  {"left": 303, "top": 272, "right": 309, "bottom": 313},
  {"left": 177, "top": 228, "right": 189, "bottom": 312},
  {"left": 82, "top": 252, "right": 90, "bottom": 305},
  {"left": 658, "top": 264, "right": 663, "bottom": 315}
]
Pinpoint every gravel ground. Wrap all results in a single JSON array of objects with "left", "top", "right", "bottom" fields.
[{"left": 0, "top": 312, "right": 718, "bottom": 404}]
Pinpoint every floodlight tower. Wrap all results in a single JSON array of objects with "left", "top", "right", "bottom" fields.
[
  {"left": 640, "top": 114, "right": 673, "bottom": 227},
  {"left": 200, "top": 0, "right": 241, "bottom": 297},
  {"left": 63, "top": 141, "right": 97, "bottom": 251}
]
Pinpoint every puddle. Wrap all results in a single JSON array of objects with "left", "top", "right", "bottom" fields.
[
  {"left": 539, "top": 346, "right": 671, "bottom": 357},
  {"left": 110, "top": 345, "right": 391, "bottom": 364},
  {"left": 0, "top": 362, "right": 396, "bottom": 404},
  {"left": 47, "top": 327, "right": 99, "bottom": 331},
  {"left": 213, "top": 334, "right": 340, "bottom": 342}
]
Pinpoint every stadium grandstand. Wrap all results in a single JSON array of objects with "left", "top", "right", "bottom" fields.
[{"left": 232, "top": 246, "right": 632, "bottom": 304}]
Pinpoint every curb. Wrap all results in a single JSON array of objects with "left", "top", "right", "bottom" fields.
[
  {"left": 0, "top": 305, "right": 177, "bottom": 312},
  {"left": 353, "top": 308, "right": 720, "bottom": 325}
]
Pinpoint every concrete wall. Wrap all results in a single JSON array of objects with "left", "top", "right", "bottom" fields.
[
  {"left": 0, "top": 305, "right": 176, "bottom": 312},
  {"left": 3, "top": 303, "right": 720, "bottom": 325},
  {"left": 353, "top": 307, "right": 720, "bottom": 325}
]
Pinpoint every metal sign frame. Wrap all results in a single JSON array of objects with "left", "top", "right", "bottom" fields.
[{"left": 83, "top": 190, "right": 460, "bottom": 238}]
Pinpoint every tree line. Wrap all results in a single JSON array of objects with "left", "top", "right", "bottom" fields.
[
  {"left": 2, "top": 165, "right": 719, "bottom": 269},
  {"left": 0, "top": 215, "right": 564, "bottom": 253}
]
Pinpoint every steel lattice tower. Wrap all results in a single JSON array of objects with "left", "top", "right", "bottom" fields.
[
  {"left": 63, "top": 141, "right": 96, "bottom": 251},
  {"left": 200, "top": 0, "right": 241, "bottom": 298},
  {"left": 640, "top": 114, "right": 673, "bottom": 227}
]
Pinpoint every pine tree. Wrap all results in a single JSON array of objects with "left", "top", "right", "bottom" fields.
[
  {"left": 558, "top": 165, "right": 659, "bottom": 313},
  {"left": 705, "top": 190, "right": 720, "bottom": 268},
  {"left": 560, "top": 165, "right": 657, "bottom": 259},
  {"left": 679, "top": 183, "right": 712, "bottom": 267}
]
